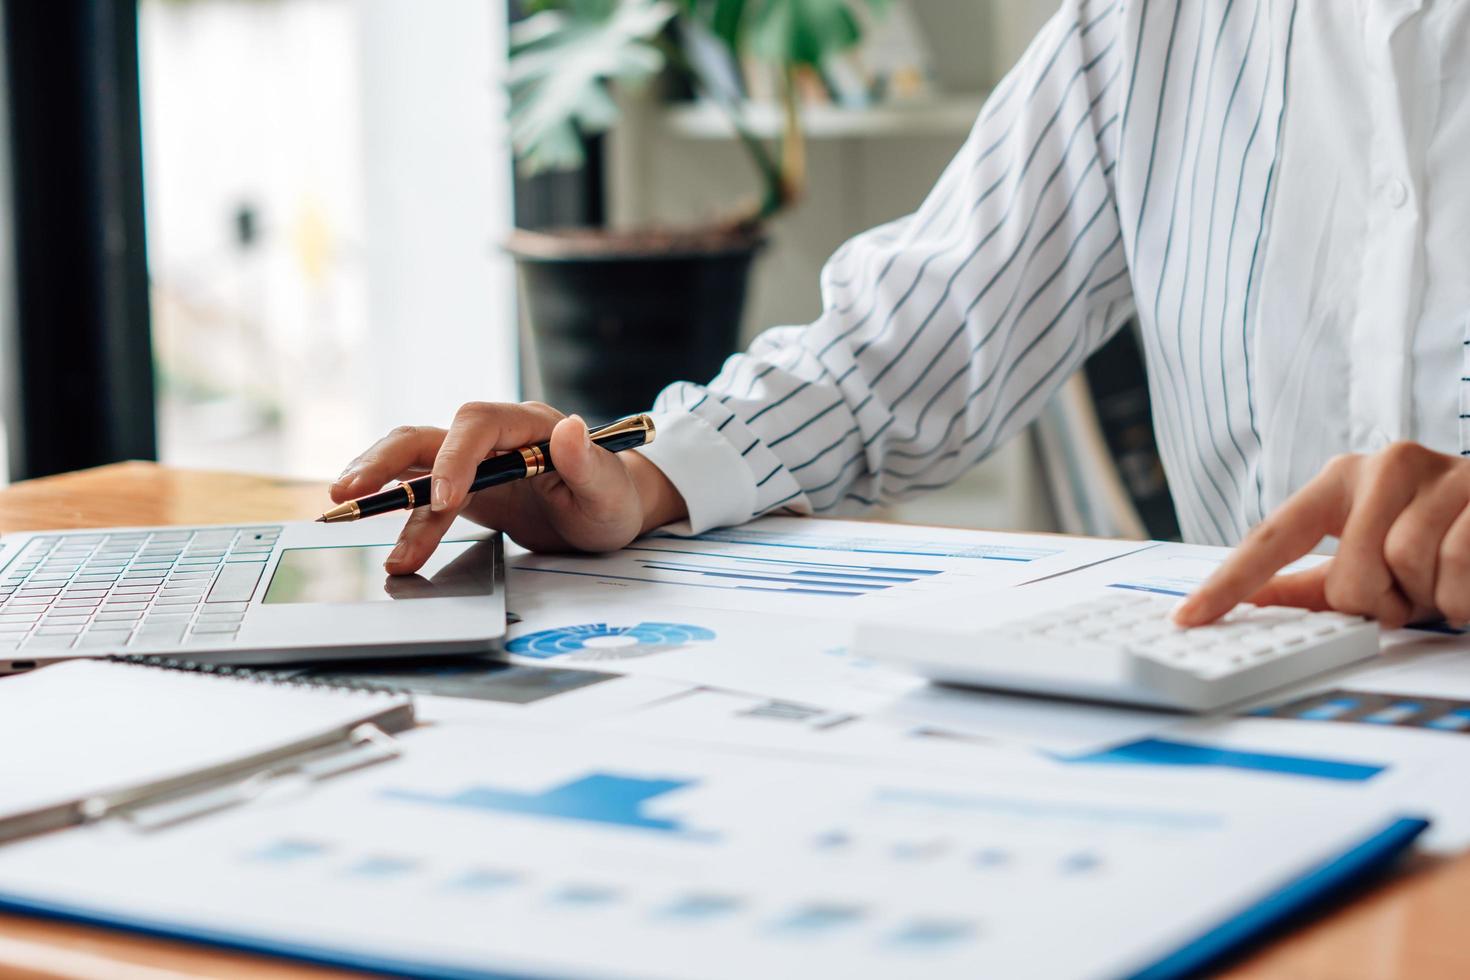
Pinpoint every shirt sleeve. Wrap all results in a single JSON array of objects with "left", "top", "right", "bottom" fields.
[{"left": 635, "top": 0, "right": 1138, "bottom": 533}]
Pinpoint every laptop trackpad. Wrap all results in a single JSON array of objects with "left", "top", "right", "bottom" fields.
[{"left": 262, "top": 539, "right": 497, "bottom": 604}]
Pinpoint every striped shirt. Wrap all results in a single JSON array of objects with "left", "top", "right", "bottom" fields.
[{"left": 636, "top": 0, "right": 1470, "bottom": 545}]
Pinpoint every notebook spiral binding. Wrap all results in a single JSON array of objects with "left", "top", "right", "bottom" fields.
[{"left": 106, "top": 655, "right": 409, "bottom": 697}]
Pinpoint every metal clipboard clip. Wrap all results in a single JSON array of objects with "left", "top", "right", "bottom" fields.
[{"left": 83, "top": 723, "right": 402, "bottom": 833}]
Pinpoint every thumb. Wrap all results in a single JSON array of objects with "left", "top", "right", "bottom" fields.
[
  {"left": 1246, "top": 564, "right": 1331, "bottom": 611},
  {"left": 548, "top": 415, "right": 636, "bottom": 516}
]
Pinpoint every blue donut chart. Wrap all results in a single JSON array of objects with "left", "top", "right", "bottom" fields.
[{"left": 508, "top": 622, "right": 717, "bottom": 660}]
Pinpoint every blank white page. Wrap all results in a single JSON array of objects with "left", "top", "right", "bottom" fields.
[{"left": 2, "top": 660, "right": 411, "bottom": 818}]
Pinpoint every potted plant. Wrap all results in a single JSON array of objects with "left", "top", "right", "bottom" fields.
[{"left": 507, "top": 0, "right": 888, "bottom": 421}]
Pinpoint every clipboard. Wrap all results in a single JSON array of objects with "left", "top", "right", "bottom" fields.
[{"left": 0, "top": 658, "right": 415, "bottom": 845}]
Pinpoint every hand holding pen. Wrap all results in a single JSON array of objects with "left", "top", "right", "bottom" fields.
[{"left": 327, "top": 405, "right": 688, "bottom": 574}]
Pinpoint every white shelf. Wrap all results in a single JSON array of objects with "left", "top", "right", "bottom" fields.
[{"left": 662, "top": 93, "right": 989, "bottom": 141}]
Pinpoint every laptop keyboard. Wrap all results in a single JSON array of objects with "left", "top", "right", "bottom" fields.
[{"left": 0, "top": 526, "right": 281, "bottom": 653}]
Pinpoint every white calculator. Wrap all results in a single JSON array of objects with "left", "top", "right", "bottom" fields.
[{"left": 853, "top": 592, "right": 1380, "bottom": 712}]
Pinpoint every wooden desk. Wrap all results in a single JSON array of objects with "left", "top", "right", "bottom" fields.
[{"left": 1, "top": 462, "right": 1467, "bottom": 979}]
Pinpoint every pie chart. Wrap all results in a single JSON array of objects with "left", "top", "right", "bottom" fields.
[{"left": 507, "top": 622, "right": 716, "bottom": 661}]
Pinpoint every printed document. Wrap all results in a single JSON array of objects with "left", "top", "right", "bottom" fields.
[{"left": 0, "top": 723, "right": 1418, "bottom": 980}]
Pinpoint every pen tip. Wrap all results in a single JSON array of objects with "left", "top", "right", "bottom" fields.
[{"left": 314, "top": 516, "right": 326, "bottom": 523}]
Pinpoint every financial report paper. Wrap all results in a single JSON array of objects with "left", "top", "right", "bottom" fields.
[
  {"left": 500, "top": 518, "right": 1146, "bottom": 711},
  {"left": 0, "top": 724, "right": 1417, "bottom": 980}
]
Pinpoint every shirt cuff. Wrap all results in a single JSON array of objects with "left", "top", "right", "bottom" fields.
[{"left": 634, "top": 409, "right": 757, "bottom": 535}]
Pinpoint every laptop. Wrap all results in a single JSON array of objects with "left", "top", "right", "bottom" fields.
[{"left": 0, "top": 518, "right": 505, "bottom": 674}]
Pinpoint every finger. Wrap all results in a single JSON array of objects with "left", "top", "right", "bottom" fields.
[
  {"left": 1246, "top": 565, "right": 1330, "bottom": 611},
  {"left": 430, "top": 401, "right": 564, "bottom": 513},
  {"left": 332, "top": 426, "right": 446, "bottom": 502},
  {"left": 1382, "top": 477, "right": 1468, "bottom": 610},
  {"left": 1323, "top": 445, "right": 1424, "bottom": 621},
  {"left": 541, "top": 415, "right": 638, "bottom": 522},
  {"left": 1435, "top": 505, "right": 1470, "bottom": 624},
  {"left": 383, "top": 503, "right": 461, "bottom": 576},
  {"left": 1174, "top": 457, "right": 1356, "bottom": 626}
]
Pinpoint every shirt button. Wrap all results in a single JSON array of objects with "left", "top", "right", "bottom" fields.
[{"left": 1383, "top": 179, "right": 1409, "bottom": 208}]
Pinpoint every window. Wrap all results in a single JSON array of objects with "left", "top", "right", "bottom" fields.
[{"left": 139, "top": 0, "right": 516, "bottom": 479}]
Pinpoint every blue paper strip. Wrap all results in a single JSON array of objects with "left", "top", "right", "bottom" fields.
[{"left": 1065, "top": 738, "right": 1386, "bottom": 782}]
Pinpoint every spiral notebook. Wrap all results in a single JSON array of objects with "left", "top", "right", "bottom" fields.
[{"left": 0, "top": 658, "right": 415, "bottom": 844}]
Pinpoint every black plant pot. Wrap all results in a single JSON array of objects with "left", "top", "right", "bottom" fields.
[{"left": 509, "top": 229, "right": 764, "bottom": 423}]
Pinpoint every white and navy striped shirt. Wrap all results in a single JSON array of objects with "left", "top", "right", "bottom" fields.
[{"left": 637, "top": 0, "right": 1470, "bottom": 545}]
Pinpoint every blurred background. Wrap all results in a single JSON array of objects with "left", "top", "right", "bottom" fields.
[{"left": 0, "top": 0, "right": 1177, "bottom": 539}]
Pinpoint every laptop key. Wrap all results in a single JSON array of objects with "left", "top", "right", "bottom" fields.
[
  {"left": 185, "top": 633, "right": 237, "bottom": 645},
  {"left": 77, "top": 632, "right": 131, "bottom": 648},
  {"left": 190, "top": 622, "right": 241, "bottom": 634},
  {"left": 25, "top": 634, "right": 76, "bottom": 649},
  {"left": 86, "top": 620, "right": 135, "bottom": 631},
  {"left": 133, "top": 628, "right": 185, "bottom": 645},
  {"left": 208, "top": 563, "right": 264, "bottom": 603}
]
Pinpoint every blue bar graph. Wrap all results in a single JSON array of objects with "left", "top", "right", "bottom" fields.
[
  {"left": 887, "top": 918, "right": 975, "bottom": 948},
  {"left": 662, "top": 526, "right": 1057, "bottom": 562},
  {"left": 657, "top": 894, "right": 744, "bottom": 921},
  {"left": 551, "top": 884, "right": 621, "bottom": 907},
  {"left": 522, "top": 550, "right": 947, "bottom": 597},
  {"left": 1428, "top": 708, "right": 1470, "bottom": 731},
  {"left": 770, "top": 904, "right": 866, "bottom": 936},
  {"left": 1065, "top": 738, "right": 1386, "bottom": 782},
  {"left": 1363, "top": 702, "right": 1422, "bottom": 725},
  {"left": 1298, "top": 697, "right": 1360, "bottom": 721},
  {"left": 628, "top": 548, "right": 942, "bottom": 597},
  {"left": 445, "top": 869, "right": 521, "bottom": 893},
  {"left": 346, "top": 857, "right": 419, "bottom": 879},
  {"left": 250, "top": 840, "right": 329, "bottom": 864},
  {"left": 1252, "top": 688, "right": 1470, "bottom": 738},
  {"left": 384, "top": 772, "right": 707, "bottom": 838}
]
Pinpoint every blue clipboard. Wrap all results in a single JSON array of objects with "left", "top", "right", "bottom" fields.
[
  {"left": 0, "top": 815, "right": 1431, "bottom": 980},
  {"left": 1132, "top": 815, "right": 1430, "bottom": 980}
]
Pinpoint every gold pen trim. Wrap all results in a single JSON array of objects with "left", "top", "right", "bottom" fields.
[
  {"left": 318, "top": 500, "right": 361, "bottom": 523},
  {"left": 316, "top": 414, "right": 653, "bottom": 524},
  {"left": 520, "top": 445, "right": 546, "bottom": 478},
  {"left": 589, "top": 413, "right": 656, "bottom": 445}
]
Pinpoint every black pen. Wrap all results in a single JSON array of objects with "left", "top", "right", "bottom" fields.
[{"left": 315, "top": 413, "right": 656, "bottom": 523}]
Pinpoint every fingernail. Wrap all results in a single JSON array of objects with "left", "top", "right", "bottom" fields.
[
  {"left": 571, "top": 414, "right": 591, "bottom": 447},
  {"left": 334, "top": 467, "right": 357, "bottom": 489},
  {"left": 385, "top": 541, "right": 407, "bottom": 569},
  {"left": 431, "top": 478, "right": 450, "bottom": 512}
]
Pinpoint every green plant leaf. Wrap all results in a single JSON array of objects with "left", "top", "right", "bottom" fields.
[
  {"left": 745, "top": 0, "right": 885, "bottom": 67},
  {"left": 709, "top": 0, "right": 748, "bottom": 48},
  {"left": 508, "top": 0, "right": 678, "bottom": 173}
]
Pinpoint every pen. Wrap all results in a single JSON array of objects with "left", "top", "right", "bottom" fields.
[{"left": 315, "top": 413, "right": 657, "bottom": 523}]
